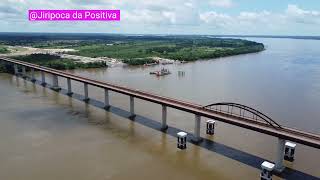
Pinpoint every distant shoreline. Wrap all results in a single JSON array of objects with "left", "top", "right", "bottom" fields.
[
  {"left": 0, "top": 32, "right": 319, "bottom": 41},
  {"left": 209, "top": 35, "right": 320, "bottom": 40}
]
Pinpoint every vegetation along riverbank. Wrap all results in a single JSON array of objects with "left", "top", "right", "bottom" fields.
[
  {"left": 0, "top": 34, "right": 265, "bottom": 68},
  {"left": 0, "top": 54, "right": 107, "bottom": 73}
]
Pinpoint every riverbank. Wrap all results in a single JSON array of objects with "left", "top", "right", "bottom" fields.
[
  {"left": 0, "top": 46, "right": 122, "bottom": 67},
  {"left": 0, "top": 54, "right": 107, "bottom": 73},
  {"left": 0, "top": 35, "right": 265, "bottom": 67},
  {"left": 68, "top": 38, "right": 265, "bottom": 65}
]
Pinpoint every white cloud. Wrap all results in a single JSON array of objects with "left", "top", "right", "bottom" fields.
[
  {"left": 200, "top": 10, "right": 275, "bottom": 27},
  {"left": 286, "top": 4, "right": 320, "bottom": 24},
  {"left": 121, "top": 0, "right": 200, "bottom": 26},
  {"left": 200, "top": 11, "right": 232, "bottom": 28},
  {"left": 238, "top": 11, "right": 271, "bottom": 22},
  {"left": 286, "top": 4, "right": 320, "bottom": 16},
  {"left": 0, "top": 1, "right": 319, "bottom": 35},
  {"left": 123, "top": 9, "right": 173, "bottom": 25},
  {"left": 209, "top": 0, "right": 234, "bottom": 8},
  {"left": 184, "top": 2, "right": 193, "bottom": 8}
]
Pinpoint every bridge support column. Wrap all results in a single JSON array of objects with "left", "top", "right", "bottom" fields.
[
  {"left": 67, "top": 78, "right": 73, "bottom": 96},
  {"left": 13, "top": 64, "right": 18, "bottom": 75},
  {"left": 83, "top": 83, "right": 89, "bottom": 102},
  {"left": 31, "top": 68, "right": 36, "bottom": 82},
  {"left": 161, "top": 105, "right": 168, "bottom": 130},
  {"left": 192, "top": 114, "right": 202, "bottom": 142},
  {"left": 129, "top": 96, "right": 135, "bottom": 119},
  {"left": 41, "top": 71, "right": 46, "bottom": 86},
  {"left": 51, "top": 74, "right": 61, "bottom": 91},
  {"left": 104, "top": 89, "right": 110, "bottom": 109},
  {"left": 21, "top": 66, "right": 26, "bottom": 78},
  {"left": 275, "top": 138, "right": 286, "bottom": 172}
]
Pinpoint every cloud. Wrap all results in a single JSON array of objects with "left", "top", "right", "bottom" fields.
[
  {"left": 123, "top": 9, "right": 173, "bottom": 25},
  {"left": 199, "top": 4, "right": 320, "bottom": 34},
  {"left": 200, "top": 11, "right": 232, "bottom": 28},
  {"left": 0, "top": 1, "right": 319, "bottom": 35},
  {"left": 286, "top": 4, "right": 320, "bottom": 24},
  {"left": 209, "top": 0, "right": 234, "bottom": 8},
  {"left": 200, "top": 10, "right": 276, "bottom": 28},
  {"left": 120, "top": 0, "right": 200, "bottom": 26}
]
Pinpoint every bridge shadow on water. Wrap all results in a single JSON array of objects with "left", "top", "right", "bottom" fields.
[{"left": 20, "top": 77, "right": 320, "bottom": 180}]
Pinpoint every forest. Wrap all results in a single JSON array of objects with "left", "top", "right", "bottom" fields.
[{"left": 68, "top": 38, "right": 264, "bottom": 64}]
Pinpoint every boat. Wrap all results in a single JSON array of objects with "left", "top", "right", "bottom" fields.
[{"left": 150, "top": 68, "right": 171, "bottom": 76}]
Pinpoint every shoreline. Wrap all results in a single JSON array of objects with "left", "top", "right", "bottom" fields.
[{"left": 0, "top": 42, "right": 265, "bottom": 69}]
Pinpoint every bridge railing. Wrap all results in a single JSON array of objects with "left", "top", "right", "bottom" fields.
[{"left": 202, "top": 102, "right": 282, "bottom": 129}]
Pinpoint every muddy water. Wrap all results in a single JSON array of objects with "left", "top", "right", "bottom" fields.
[{"left": 0, "top": 38, "right": 320, "bottom": 179}]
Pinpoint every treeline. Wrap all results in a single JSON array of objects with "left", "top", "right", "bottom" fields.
[
  {"left": 163, "top": 45, "right": 264, "bottom": 61},
  {"left": 70, "top": 38, "right": 265, "bottom": 64},
  {"left": 122, "top": 58, "right": 156, "bottom": 65},
  {"left": 0, "top": 33, "right": 265, "bottom": 66}
]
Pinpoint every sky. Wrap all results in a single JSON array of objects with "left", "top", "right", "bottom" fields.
[{"left": 0, "top": 0, "right": 320, "bottom": 35}]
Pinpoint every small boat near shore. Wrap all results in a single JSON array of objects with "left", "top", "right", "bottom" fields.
[{"left": 150, "top": 68, "right": 171, "bottom": 76}]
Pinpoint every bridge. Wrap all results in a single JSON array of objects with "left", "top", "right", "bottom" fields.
[{"left": 1, "top": 56, "right": 320, "bottom": 174}]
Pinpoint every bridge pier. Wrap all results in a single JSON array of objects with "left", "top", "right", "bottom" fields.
[
  {"left": 67, "top": 78, "right": 73, "bottom": 96},
  {"left": 161, "top": 105, "right": 168, "bottom": 130},
  {"left": 284, "top": 141, "right": 296, "bottom": 162},
  {"left": 104, "top": 89, "right": 110, "bottom": 109},
  {"left": 51, "top": 74, "right": 61, "bottom": 91},
  {"left": 274, "top": 138, "right": 286, "bottom": 172},
  {"left": 192, "top": 114, "right": 202, "bottom": 142},
  {"left": 177, "top": 132, "right": 187, "bottom": 150},
  {"left": 206, "top": 120, "right": 215, "bottom": 135},
  {"left": 31, "top": 68, "right": 36, "bottom": 82},
  {"left": 261, "top": 161, "right": 275, "bottom": 180},
  {"left": 21, "top": 66, "right": 26, "bottom": 78},
  {"left": 83, "top": 83, "right": 89, "bottom": 102},
  {"left": 41, "top": 71, "right": 46, "bottom": 86},
  {"left": 13, "top": 64, "right": 18, "bottom": 75},
  {"left": 129, "top": 96, "right": 135, "bottom": 119}
]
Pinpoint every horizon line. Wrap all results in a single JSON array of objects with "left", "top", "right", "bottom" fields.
[{"left": 0, "top": 32, "right": 319, "bottom": 37}]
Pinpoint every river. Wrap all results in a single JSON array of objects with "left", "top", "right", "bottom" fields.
[{"left": 0, "top": 38, "right": 319, "bottom": 179}]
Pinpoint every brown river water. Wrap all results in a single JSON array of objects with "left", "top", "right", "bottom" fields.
[{"left": 0, "top": 38, "right": 319, "bottom": 179}]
